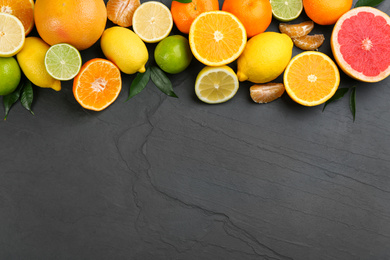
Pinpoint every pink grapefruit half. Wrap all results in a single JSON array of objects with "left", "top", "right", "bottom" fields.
[{"left": 331, "top": 7, "right": 390, "bottom": 83}]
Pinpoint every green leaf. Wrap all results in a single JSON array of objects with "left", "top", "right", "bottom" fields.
[
  {"left": 173, "top": 0, "right": 192, "bottom": 3},
  {"left": 3, "top": 78, "right": 24, "bottom": 120},
  {"left": 350, "top": 87, "right": 356, "bottom": 122},
  {"left": 355, "top": 0, "right": 384, "bottom": 7},
  {"left": 126, "top": 67, "right": 151, "bottom": 101},
  {"left": 20, "top": 79, "right": 34, "bottom": 115},
  {"left": 322, "top": 88, "right": 350, "bottom": 112},
  {"left": 150, "top": 66, "right": 178, "bottom": 98}
]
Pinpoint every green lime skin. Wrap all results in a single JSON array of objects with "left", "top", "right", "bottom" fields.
[
  {"left": 0, "top": 57, "right": 21, "bottom": 96},
  {"left": 154, "top": 35, "right": 193, "bottom": 74}
]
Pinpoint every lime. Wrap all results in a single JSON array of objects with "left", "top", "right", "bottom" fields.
[
  {"left": 44, "top": 43, "right": 82, "bottom": 81},
  {"left": 270, "top": 0, "right": 303, "bottom": 22},
  {"left": 154, "top": 35, "right": 193, "bottom": 74},
  {"left": 0, "top": 57, "right": 21, "bottom": 96},
  {"left": 195, "top": 66, "right": 239, "bottom": 104}
]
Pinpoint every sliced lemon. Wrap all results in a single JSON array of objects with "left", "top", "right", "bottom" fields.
[
  {"left": 0, "top": 13, "right": 25, "bottom": 57},
  {"left": 132, "top": 1, "right": 173, "bottom": 43},
  {"left": 195, "top": 66, "right": 239, "bottom": 104}
]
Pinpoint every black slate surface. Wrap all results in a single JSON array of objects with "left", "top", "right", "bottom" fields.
[{"left": 1, "top": 0, "right": 390, "bottom": 259}]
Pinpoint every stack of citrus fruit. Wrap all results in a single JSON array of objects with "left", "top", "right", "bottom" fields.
[{"left": 0, "top": 0, "right": 389, "bottom": 114}]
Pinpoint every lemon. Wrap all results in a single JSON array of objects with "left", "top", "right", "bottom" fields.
[
  {"left": 0, "top": 57, "right": 21, "bottom": 95},
  {"left": 16, "top": 37, "right": 61, "bottom": 91},
  {"left": 195, "top": 66, "right": 239, "bottom": 104},
  {"left": 0, "top": 13, "right": 25, "bottom": 57},
  {"left": 237, "top": 32, "right": 293, "bottom": 84},
  {"left": 101, "top": 26, "right": 149, "bottom": 74}
]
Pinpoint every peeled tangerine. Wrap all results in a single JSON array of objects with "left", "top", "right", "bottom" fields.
[
  {"left": 100, "top": 26, "right": 148, "bottom": 74},
  {"left": 237, "top": 32, "right": 293, "bottom": 84},
  {"left": 16, "top": 37, "right": 61, "bottom": 91}
]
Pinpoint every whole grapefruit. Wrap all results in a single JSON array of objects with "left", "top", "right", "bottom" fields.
[
  {"left": 34, "top": 0, "right": 107, "bottom": 51},
  {"left": 331, "top": 7, "right": 390, "bottom": 83}
]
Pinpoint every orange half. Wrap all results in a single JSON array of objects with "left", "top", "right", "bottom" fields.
[
  {"left": 73, "top": 58, "right": 122, "bottom": 111},
  {"left": 284, "top": 51, "right": 340, "bottom": 106},
  {"left": 189, "top": 11, "right": 247, "bottom": 66},
  {"left": 0, "top": 0, "right": 34, "bottom": 35}
]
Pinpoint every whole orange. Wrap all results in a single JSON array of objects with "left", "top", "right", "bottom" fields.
[
  {"left": 222, "top": 0, "right": 272, "bottom": 38},
  {"left": 34, "top": 0, "right": 107, "bottom": 51},
  {"left": 171, "top": 0, "right": 219, "bottom": 34},
  {"left": 303, "top": 0, "right": 353, "bottom": 25}
]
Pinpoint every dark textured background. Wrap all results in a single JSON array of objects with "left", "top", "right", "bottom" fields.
[{"left": 1, "top": 0, "right": 390, "bottom": 259}]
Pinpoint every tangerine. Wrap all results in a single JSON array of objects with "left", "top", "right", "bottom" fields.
[
  {"left": 34, "top": 0, "right": 107, "bottom": 50},
  {"left": 302, "top": 0, "right": 352, "bottom": 25},
  {"left": 0, "top": 0, "right": 34, "bottom": 35},
  {"left": 171, "top": 0, "right": 219, "bottom": 34},
  {"left": 222, "top": 0, "right": 272, "bottom": 38},
  {"left": 107, "top": 0, "right": 140, "bottom": 27}
]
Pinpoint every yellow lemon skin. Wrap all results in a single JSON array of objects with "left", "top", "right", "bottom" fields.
[
  {"left": 100, "top": 26, "right": 149, "bottom": 74},
  {"left": 237, "top": 32, "right": 293, "bottom": 84},
  {"left": 16, "top": 37, "right": 61, "bottom": 91}
]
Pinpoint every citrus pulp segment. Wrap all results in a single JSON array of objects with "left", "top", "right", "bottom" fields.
[
  {"left": 0, "top": 0, "right": 34, "bottom": 35},
  {"left": 0, "top": 12, "right": 25, "bottom": 57},
  {"left": 270, "top": 0, "right": 303, "bottom": 22},
  {"left": 73, "top": 58, "right": 122, "bottom": 111},
  {"left": 195, "top": 66, "right": 239, "bottom": 104},
  {"left": 189, "top": 11, "right": 247, "bottom": 67},
  {"left": 107, "top": 0, "right": 140, "bottom": 27},
  {"left": 284, "top": 51, "right": 340, "bottom": 107},
  {"left": 132, "top": 1, "right": 173, "bottom": 43},
  {"left": 331, "top": 7, "right": 390, "bottom": 83},
  {"left": 45, "top": 43, "right": 82, "bottom": 81}
]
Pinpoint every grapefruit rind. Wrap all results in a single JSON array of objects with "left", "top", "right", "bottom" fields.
[{"left": 331, "top": 7, "right": 390, "bottom": 83}]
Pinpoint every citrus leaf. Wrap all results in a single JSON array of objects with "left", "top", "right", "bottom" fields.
[
  {"left": 3, "top": 78, "right": 24, "bottom": 120},
  {"left": 150, "top": 66, "right": 178, "bottom": 98},
  {"left": 350, "top": 87, "right": 356, "bottom": 122},
  {"left": 173, "top": 0, "right": 192, "bottom": 3},
  {"left": 126, "top": 67, "right": 151, "bottom": 101},
  {"left": 20, "top": 79, "right": 34, "bottom": 115},
  {"left": 322, "top": 88, "right": 350, "bottom": 112},
  {"left": 355, "top": 0, "right": 384, "bottom": 7}
]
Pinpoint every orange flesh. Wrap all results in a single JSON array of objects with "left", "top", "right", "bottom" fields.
[{"left": 0, "top": 0, "right": 34, "bottom": 35}]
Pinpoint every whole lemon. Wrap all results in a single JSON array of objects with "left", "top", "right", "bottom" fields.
[
  {"left": 100, "top": 26, "right": 148, "bottom": 74},
  {"left": 34, "top": 0, "right": 107, "bottom": 51},
  {"left": 0, "top": 57, "right": 21, "bottom": 96},
  {"left": 237, "top": 32, "right": 293, "bottom": 83},
  {"left": 16, "top": 37, "right": 61, "bottom": 91},
  {"left": 154, "top": 35, "right": 192, "bottom": 74}
]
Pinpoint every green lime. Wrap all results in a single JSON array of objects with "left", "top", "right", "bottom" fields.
[
  {"left": 154, "top": 35, "right": 193, "bottom": 74},
  {"left": 0, "top": 57, "right": 21, "bottom": 96},
  {"left": 44, "top": 43, "right": 82, "bottom": 81},
  {"left": 270, "top": 0, "right": 303, "bottom": 22}
]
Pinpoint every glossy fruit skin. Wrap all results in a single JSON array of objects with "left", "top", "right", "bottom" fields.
[
  {"left": 34, "top": 0, "right": 107, "bottom": 50},
  {"left": 16, "top": 37, "right": 61, "bottom": 91},
  {"left": 222, "top": 0, "right": 272, "bottom": 38},
  {"left": 303, "top": 0, "right": 352, "bottom": 25},
  {"left": 0, "top": 57, "right": 21, "bottom": 96},
  {"left": 171, "top": 0, "right": 219, "bottom": 34},
  {"left": 154, "top": 35, "right": 193, "bottom": 74},
  {"left": 101, "top": 26, "right": 148, "bottom": 74}
]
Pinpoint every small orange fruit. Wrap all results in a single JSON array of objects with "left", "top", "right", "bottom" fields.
[
  {"left": 107, "top": 0, "right": 140, "bottom": 27},
  {"left": 73, "top": 58, "right": 122, "bottom": 111},
  {"left": 189, "top": 11, "right": 247, "bottom": 66},
  {"left": 34, "top": 0, "right": 107, "bottom": 50},
  {"left": 284, "top": 51, "right": 340, "bottom": 106},
  {"left": 0, "top": 0, "right": 34, "bottom": 35},
  {"left": 250, "top": 83, "right": 285, "bottom": 104},
  {"left": 222, "top": 0, "right": 272, "bottom": 38},
  {"left": 279, "top": 21, "right": 314, "bottom": 38},
  {"left": 292, "top": 34, "right": 325, "bottom": 51},
  {"left": 302, "top": 0, "right": 352, "bottom": 25},
  {"left": 171, "top": 0, "right": 219, "bottom": 34}
]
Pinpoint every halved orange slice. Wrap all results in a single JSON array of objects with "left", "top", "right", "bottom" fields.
[
  {"left": 0, "top": 0, "right": 34, "bottom": 35},
  {"left": 73, "top": 58, "right": 122, "bottom": 111},
  {"left": 189, "top": 11, "right": 247, "bottom": 66},
  {"left": 284, "top": 51, "right": 340, "bottom": 106}
]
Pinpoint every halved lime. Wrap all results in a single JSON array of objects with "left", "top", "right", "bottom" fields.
[
  {"left": 270, "top": 0, "right": 303, "bottom": 22},
  {"left": 44, "top": 43, "right": 82, "bottom": 81}
]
